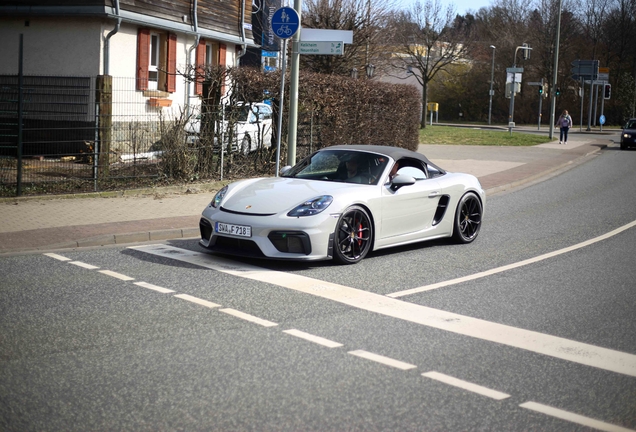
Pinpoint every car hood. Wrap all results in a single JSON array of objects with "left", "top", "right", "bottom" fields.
[{"left": 222, "top": 177, "right": 370, "bottom": 214}]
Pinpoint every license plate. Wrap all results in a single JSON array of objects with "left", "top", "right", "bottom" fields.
[{"left": 215, "top": 222, "right": 251, "bottom": 237}]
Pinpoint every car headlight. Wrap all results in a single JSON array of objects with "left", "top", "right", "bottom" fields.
[
  {"left": 210, "top": 185, "right": 228, "bottom": 208},
  {"left": 624, "top": 133, "right": 632, "bottom": 138},
  {"left": 287, "top": 195, "right": 333, "bottom": 217}
]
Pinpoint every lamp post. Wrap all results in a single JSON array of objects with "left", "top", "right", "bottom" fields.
[{"left": 488, "top": 45, "right": 495, "bottom": 125}]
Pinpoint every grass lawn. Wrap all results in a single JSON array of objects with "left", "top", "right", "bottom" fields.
[{"left": 419, "top": 125, "right": 556, "bottom": 146}]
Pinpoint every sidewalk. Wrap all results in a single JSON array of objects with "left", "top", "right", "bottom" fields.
[{"left": 0, "top": 132, "right": 614, "bottom": 255}]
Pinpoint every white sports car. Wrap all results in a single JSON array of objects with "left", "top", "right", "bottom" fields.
[{"left": 199, "top": 145, "right": 485, "bottom": 264}]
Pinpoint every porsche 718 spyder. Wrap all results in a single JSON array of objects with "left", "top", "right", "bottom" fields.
[{"left": 199, "top": 145, "right": 485, "bottom": 264}]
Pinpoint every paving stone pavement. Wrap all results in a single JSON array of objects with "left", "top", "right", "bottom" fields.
[{"left": 0, "top": 131, "right": 615, "bottom": 255}]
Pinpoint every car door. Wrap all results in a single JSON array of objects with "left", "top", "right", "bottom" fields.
[{"left": 378, "top": 165, "right": 441, "bottom": 244}]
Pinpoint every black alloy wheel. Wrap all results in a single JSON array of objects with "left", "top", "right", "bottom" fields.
[
  {"left": 334, "top": 205, "right": 373, "bottom": 264},
  {"left": 452, "top": 192, "right": 482, "bottom": 244}
]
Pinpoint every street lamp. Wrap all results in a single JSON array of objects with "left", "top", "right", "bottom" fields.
[{"left": 488, "top": 45, "right": 495, "bottom": 125}]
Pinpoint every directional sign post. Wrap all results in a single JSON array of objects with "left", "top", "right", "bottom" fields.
[{"left": 298, "top": 41, "right": 343, "bottom": 55}]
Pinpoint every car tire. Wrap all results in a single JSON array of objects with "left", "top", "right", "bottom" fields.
[
  {"left": 334, "top": 205, "right": 373, "bottom": 264},
  {"left": 452, "top": 192, "right": 482, "bottom": 244},
  {"left": 620, "top": 141, "right": 626, "bottom": 150}
]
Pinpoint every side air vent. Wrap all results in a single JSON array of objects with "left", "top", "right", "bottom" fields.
[{"left": 433, "top": 195, "right": 450, "bottom": 226}]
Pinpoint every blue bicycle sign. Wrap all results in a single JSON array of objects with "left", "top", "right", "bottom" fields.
[{"left": 271, "top": 7, "right": 299, "bottom": 40}]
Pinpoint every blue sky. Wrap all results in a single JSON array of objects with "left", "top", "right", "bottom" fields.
[{"left": 395, "top": 0, "right": 493, "bottom": 16}]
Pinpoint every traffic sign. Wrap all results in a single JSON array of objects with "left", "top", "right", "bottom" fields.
[
  {"left": 571, "top": 59, "right": 599, "bottom": 81},
  {"left": 506, "top": 67, "right": 524, "bottom": 73},
  {"left": 527, "top": 81, "right": 542, "bottom": 86},
  {"left": 271, "top": 7, "right": 300, "bottom": 40},
  {"left": 298, "top": 41, "right": 343, "bottom": 55},
  {"left": 599, "top": 115, "right": 606, "bottom": 125}
]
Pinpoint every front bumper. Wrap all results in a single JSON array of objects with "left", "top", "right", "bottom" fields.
[{"left": 198, "top": 206, "right": 339, "bottom": 261}]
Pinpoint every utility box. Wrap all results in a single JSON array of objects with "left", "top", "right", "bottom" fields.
[{"left": 427, "top": 102, "right": 439, "bottom": 112}]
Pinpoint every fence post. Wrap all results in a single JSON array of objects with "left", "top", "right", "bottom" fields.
[{"left": 96, "top": 75, "right": 112, "bottom": 178}]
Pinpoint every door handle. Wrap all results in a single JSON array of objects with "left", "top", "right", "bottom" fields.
[{"left": 428, "top": 191, "right": 441, "bottom": 198}]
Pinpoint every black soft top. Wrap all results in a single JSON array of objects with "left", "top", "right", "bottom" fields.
[{"left": 327, "top": 145, "right": 446, "bottom": 174}]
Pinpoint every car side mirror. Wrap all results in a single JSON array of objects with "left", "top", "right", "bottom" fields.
[
  {"left": 390, "top": 174, "right": 416, "bottom": 191},
  {"left": 280, "top": 165, "right": 292, "bottom": 175}
]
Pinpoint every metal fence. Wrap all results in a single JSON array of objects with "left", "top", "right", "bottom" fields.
[{"left": 0, "top": 75, "right": 325, "bottom": 197}]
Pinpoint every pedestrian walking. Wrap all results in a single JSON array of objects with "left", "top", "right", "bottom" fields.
[{"left": 556, "top": 110, "right": 572, "bottom": 144}]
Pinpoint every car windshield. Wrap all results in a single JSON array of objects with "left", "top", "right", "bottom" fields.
[
  {"left": 282, "top": 149, "right": 390, "bottom": 185},
  {"left": 225, "top": 105, "right": 251, "bottom": 122},
  {"left": 626, "top": 120, "right": 636, "bottom": 129}
]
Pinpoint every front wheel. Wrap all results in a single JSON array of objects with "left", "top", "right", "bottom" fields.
[
  {"left": 452, "top": 192, "right": 482, "bottom": 244},
  {"left": 333, "top": 205, "right": 373, "bottom": 264}
]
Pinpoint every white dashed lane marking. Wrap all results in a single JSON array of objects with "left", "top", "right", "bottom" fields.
[
  {"left": 134, "top": 281, "right": 175, "bottom": 294},
  {"left": 129, "top": 244, "right": 636, "bottom": 378},
  {"left": 219, "top": 308, "right": 278, "bottom": 327},
  {"left": 43, "top": 253, "right": 71, "bottom": 261},
  {"left": 68, "top": 261, "right": 100, "bottom": 269},
  {"left": 98, "top": 270, "right": 135, "bottom": 281},
  {"left": 422, "top": 371, "right": 510, "bottom": 400},
  {"left": 348, "top": 350, "right": 417, "bottom": 370},
  {"left": 174, "top": 294, "right": 221, "bottom": 309},
  {"left": 283, "top": 329, "right": 343, "bottom": 348}
]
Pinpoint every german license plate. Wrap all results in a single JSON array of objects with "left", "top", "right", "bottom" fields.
[{"left": 215, "top": 222, "right": 251, "bottom": 237}]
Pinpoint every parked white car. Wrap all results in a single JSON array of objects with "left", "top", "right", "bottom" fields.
[{"left": 185, "top": 102, "right": 273, "bottom": 154}]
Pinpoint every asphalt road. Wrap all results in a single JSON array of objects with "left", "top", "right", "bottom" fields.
[{"left": 1, "top": 144, "right": 635, "bottom": 431}]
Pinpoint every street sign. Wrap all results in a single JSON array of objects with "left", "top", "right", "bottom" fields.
[
  {"left": 506, "top": 67, "right": 524, "bottom": 73},
  {"left": 271, "top": 7, "right": 300, "bottom": 40},
  {"left": 301, "top": 29, "right": 353, "bottom": 44},
  {"left": 598, "top": 67, "right": 609, "bottom": 81},
  {"left": 599, "top": 115, "right": 606, "bottom": 125},
  {"left": 527, "top": 81, "right": 542, "bottom": 86},
  {"left": 298, "top": 41, "right": 343, "bottom": 55},
  {"left": 571, "top": 59, "right": 599, "bottom": 81}
]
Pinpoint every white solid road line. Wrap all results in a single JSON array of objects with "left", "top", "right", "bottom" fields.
[
  {"left": 129, "top": 244, "right": 636, "bottom": 378},
  {"left": 134, "top": 281, "right": 175, "bottom": 294},
  {"left": 520, "top": 401, "right": 635, "bottom": 432},
  {"left": 98, "top": 270, "right": 135, "bottom": 281},
  {"left": 283, "top": 329, "right": 343, "bottom": 348},
  {"left": 173, "top": 293, "right": 221, "bottom": 309},
  {"left": 219, "top": 308, "right": 278, "bottom": 327},
  {"left": 422, "top": 371, "right": 510, "bottom": 400},
  {"left": 348, "top": 350, "right": 417, "bottom": 370},
  {"left": 388, "top": 219, "right": 636, "bottom": 298}
]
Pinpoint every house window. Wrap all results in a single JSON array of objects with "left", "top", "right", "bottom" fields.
[
  {"left": 148, "top": 33, "right": 160, "bottom": 90},
  {"left": 137, "top": 28, "right": 176, "bottom": 93},
  {"left": 195, "top": 40, "right": 219, "bottom": 95}
]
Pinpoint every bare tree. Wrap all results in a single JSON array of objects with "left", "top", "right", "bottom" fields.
[
  {"left": 300, "top": 0, "right": 395, "bottom": 76},
  {"left": 387, "top": 0, "right": 474, "bottom": 127}
]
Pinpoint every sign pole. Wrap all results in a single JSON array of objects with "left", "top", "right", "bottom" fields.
[
  {"left": 579, "top": 77, "right": 584, "bottom": 132},
  {"left": 286, "top": 0, "right": 302, "bottom": 167},
  {"left": 274, "top": 38, "right": 287, "bottom": 176},
  {"left": 549, "top": 0, "right": 563, "bottom": 140}
]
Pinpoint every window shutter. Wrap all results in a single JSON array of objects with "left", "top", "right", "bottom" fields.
[
  {"left": 195, "top": 41, "right": 205, "bottom": 96},
  {"left": 166, "top": 33, "right": 177, "bottom": 93},
  {"left": 219, "top": 44, "right": 227, "bottom": 95},
  {"left": 136, "top": 28, "right": 150, "bottom": 91}
]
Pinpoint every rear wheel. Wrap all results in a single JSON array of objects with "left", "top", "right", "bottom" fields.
[
  {"left": 452, "top": 192, "right": 482, "bottom": 244},
  {"left": 334, "top": 206, "right": 372, "bottom": 264}
]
